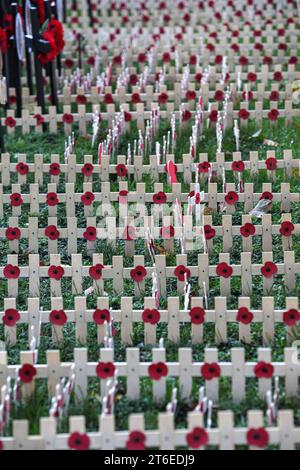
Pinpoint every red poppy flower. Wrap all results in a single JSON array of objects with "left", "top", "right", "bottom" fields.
[
  {"left": 76, "top": 95, "right": 87, "bottom": 104},
  {"left": 254, "top": 42, "right": 263, "bottom": 51},
  {"left": 240, "top": 223, "right": 255, "bottom": 237},
  {"left": 182, "top": 110, "right": 192, "bottom": 122},
  {"left": 189, "top": 54, "right": 197, "bottom": 66},
  {"left": 49, "top": 163, "right": 60, "bottom": 176},
  {"left": 68, "top": 432, "right": 90, "bottom": 451},
  {"left": 273, "top": 71, "right": 283, "bottom": 82},
  {"left": 283, "top": 308, "right": 300, "bottom": 327},
  {"left": 131, "top": 92, "right": 141, "bottom": 104},
  {"left": 265, "top": 157, "right": 277, "bottom": 170},
  {"left": 103, "top": 93, "right": 114, "bottom": 105},
  {"left": 239, "top": 56, "right": 249, "bottom": 66},
  {"left": 87, "top": 56, "right": 95, "bottom": 66},
  {"left": 48, "top": 265, "right": 64, "bottom": 280},
  {"left": 201, "top": 362, "right": 221, "bottom": 380},
  {"left": 5, "top": 117, "right": 16, "bottom": 128},
  {"left": 153, "top": 191, "right": 167, "bottom": 204},
  {"left": 62, "top": 113, "right": 74, "bottom": 124},
  {"left": 204, "top": 225, "right": 215, "bottom": 240},
  {"left": 138, "top": 52, "right": 147, "bottom": 63},
  {"left": 83, "top": 226, "right": 97, "bottom": 241},
  {"left": 236, "top": 307, "right": 253, "bottom": 325},
  {"left": 130, "top": 265, "right": 147, "bottom": 283},
  {"left": 238, "top": 109, "right": 250, "bottom": 120},
  {"left": 44, "top": 225, "right": 60, "bottom": 240},
  {"left": 195, "top": 72, "right": 203, "bottom": 83},
  {"left": 186, "top": 427, "right": 208, "bottom": 449},
  {"left": 46, "top": 192, "right": 59, "bottom": 206},
  {"left": 279, "top": 221, "right": 295, "bottom": 237},
  {"left": 174, "top": 265, "right": 191, "bottom": 282},
  {"left": 269, "top": 91, "right": 280, "bottom": 102},
  {"left": 130, "top": 74, "right": 138, "bottom": 86},
  {"left": 142, "top": 308, "right": 160, "bottom": 325},
  {"left": 214, "top": 90, "right": 224, "bottom": 102},
  {"left": 268, "top": 109, "right": 279, "bottom": 121},
  {"left": 247, "top": 72, "right": 257, "bottom": 83},
  {"left": 260, "top": 191, "right": 273, "bottom": 201},
  {"left": 198, "top": 161, "right": 211, "bottom": 173},
  {"left": 185, "top": 90, "right": 196, "bottom": 101},
  {"left": 289, "top": 56, "right": 298, "bottom": 65},
  {"left": 126, "top": 431, "right": 146, "bottom": 451},
  {"left": 247, "top": 428, "right": 269, "bottom": 448},
  {"left": 34, "top": 113, "right": 45, "bottom": 126},
  {"left": 115, "top": 164, "right": 128, "bottom": 178},
  {"left": 232, "top": 161, "right": 245, "bottom": 172},
  {"left": 231, "top": 43, "right": 240, "bottom": 53},
  {"left": 189, "top": 307, "right": 205, "bottom": 325},
  {"left": 242, "top": 91, "right": 253, "bottom": 101},
  {"left": 47, "top": 19, "right": 65, "bottom": 55},
  {"left": 9, "top": 95, "right": 17, "bottom": 106},
  {"left": 96, "top": 361, "right": 115, "bottom": 379},
  {"left": 148, "top": 362, "right": 168, "bottom": 380},
  {"left": 49, "top": 309, "right": 67, "bottom": 326},
  {"left": 93, "top": 308, "right": 110, "bottom": 325},
  {"left": 38, "top": 31, "right": 57, "bottom": 64},
  {"left": 261, "top": 261, "right": 277, "bottom": 278},
  {"left": 81, "top": 191, "right": 95, "bottom": 205},
  {"left": 19, "top": 364, "right": 37, "bottom": 383},
  {"left": 254, "top": 361, "right": 274, "bottom": 378},
  {"left": 89, "top": 263, "right": 104, "bottom": 280},
  {"left": 225, "top": 191, "right": 239, "bottom": 205},
  {"left": 3, "top": 264, "right": 20, "bottom": 279},
  {"left": 206, "top": 43, "right": 215, "bottom": 52},
  {"left": 81, "top": 163, "right": 94, "bottom": 176},
  {"left": 124, "top": 111, "right": 132, "bottom": 122},
  {"left": 160, "top": 225, "right": 175, "bottom": 239},
  {"left": 209, "top": 110, "right": 218, "bottom": 122},
  {"left": 5, "top": 227, "right": 21, "bottom": 241},
  {"left": 158, "top": 92, "right": 169, "bottom": 105},
  {"left": 64, "top": 58, "right": 74, "bottom": 68},
  {"left": 113, "top": 55, "right": 122, "bottom": 65},
  {"left": 10, "top": 193, "right": 23, "bottom": 207},
  {"left": 214, "top": 54, "right": 222, "bottom": 65},
  {"left": 3, "top": 308, "right": 20, "bottom": 327},
  {"left": 216, "top": 262, "right": 233, "bottom": 278},
  {"left": 16, "top": 162, "right": 29, "bottom": 175},
  {"left": 263, "top": 56, "right": 273, "bottom": 65}
]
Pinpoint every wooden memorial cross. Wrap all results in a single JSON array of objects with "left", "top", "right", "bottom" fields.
[{"left": 25, "top": 0, "right": 56, "bottom": 112}]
